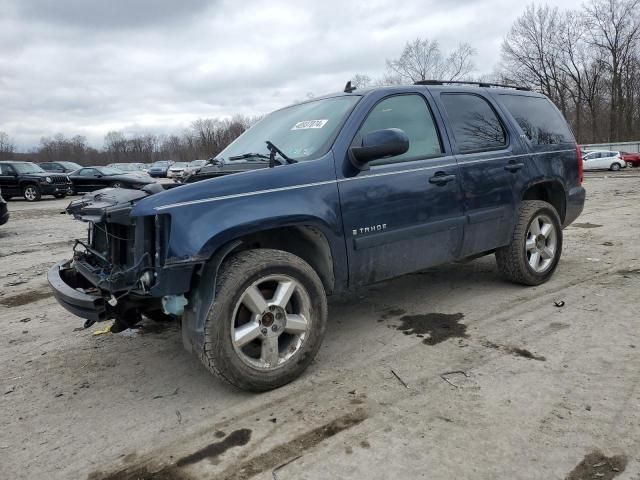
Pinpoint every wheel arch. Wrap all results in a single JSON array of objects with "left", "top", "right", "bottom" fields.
[
  {"left": 181, "top": 223, "right": 338, "bottom": 354},
  {"left": 521, "top": 180, "right": 567, "bottom": 224}
]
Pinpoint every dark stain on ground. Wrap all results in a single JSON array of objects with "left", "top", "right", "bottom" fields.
[
  {"left": 379, "top": 307, "right": 406, "bottom": 321},
  {"left": 572, "top": 222, "right": 603, "bottom": 228},
  {"left": 0, "top": 290, "right": 53, "bottom": 308},
  {"left": 565, "top": 451, "right": 627, "bottom": 480},
  {"left": 216, "top": 409, "right": 368, "bottom": 480},
  {"left": 617, "top": 268, "right": 640, "bottom": 276},
  {"left": 175, "top": 429, "right": 252, "bottom": 467},
  {"left": 396, "top": 313, "right": 467, "bottom": 345},
  {"left": 137, "top": 322, "right": 177, "bottom": 335},
  {"left": 483, "top": 341, "right": 546, "bottom": 361},
  {"left": 92, "top": 429, "right": 252, "bottom": 480}
]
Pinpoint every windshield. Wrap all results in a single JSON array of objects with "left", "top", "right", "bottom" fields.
[
  {"left": 190, "top": 160, "right": 206, "bottom": 166},
  {"left": 96, "top": 167, "right": 123, "bottom": 176},
  {"left": 172, "top": 162, "right": 188, "bottom": 168},
  {"left": 219, "top": 96, "right": 360, "bottom": 162},
  {"left": 153, "top": 161, "right": 170, "bottom": 167},
  {"left": 59, "top": 161, "right": 82, "bottom": 170},
  {"left": 13, "top": 163, "right": 46, "bottom": 174}
]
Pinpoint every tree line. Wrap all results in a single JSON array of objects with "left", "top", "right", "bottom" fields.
[
  {"left": 4, "top": 115, "right": 258, "bottom": 166},
  {"left": 2, "top": 0, "right": 639, "bottom": 164}
]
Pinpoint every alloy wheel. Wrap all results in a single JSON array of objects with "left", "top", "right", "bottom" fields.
[
  {"left": 231, "top": 274, "right": 311, "bottom": 370},
  {"left": 525, "top": 214, "right": 557, "bottom": 273}
]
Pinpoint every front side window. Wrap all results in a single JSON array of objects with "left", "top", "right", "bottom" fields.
[
  {"left": 220, "top": 96, "right": 360, "bottom": 162},
  {"left": 441, "top": 94, "right": 507, "bottom": 153},
  {"left": 355, "top": 94, "right": 442, "bottom": 165},
  {"left": 499, "top": 94, "right": 574, "bottom": 145},
  {"left": 79, "top": 169, "right": 96, "bottom": 177}
]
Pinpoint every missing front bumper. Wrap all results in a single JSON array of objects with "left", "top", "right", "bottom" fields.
[{"left": 47, "top": 260, "right": 107, "bottom": 322}]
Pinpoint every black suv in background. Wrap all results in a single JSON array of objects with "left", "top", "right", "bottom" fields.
[
  {"left": 39, "top": 161, "right": 82, "bottom": 173},
  {"left": 0, "top": 161, "right": 73, "bottom": 201}
]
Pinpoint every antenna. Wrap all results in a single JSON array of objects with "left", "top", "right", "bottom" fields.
[{"left": 344, "top": 81, "right": 356, "bottom": 93}]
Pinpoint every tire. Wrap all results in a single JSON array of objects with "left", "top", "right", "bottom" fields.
[
  {"left": 53, "top": 193, "right": 66, "bottom": 199},
  {"left": 22, "top": 184, "right": 41, "bottom": 202},
  {"left": 627, "top": 161, "right": 634, "bottom": 168},
  {"left": 495, "top": 200, "right": 563, "bottom": 286},
  {"left": 610, "top": 163, "right": 621, "bottom": 171},
  {"left": 201, "top": 249, "right": 327, "bottom": 391},
  {"left": 110, "top": 182, "right": 123, "bottom": 188}
]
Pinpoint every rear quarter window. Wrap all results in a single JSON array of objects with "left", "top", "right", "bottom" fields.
[{"left": 499, "top": 95, "right": 574, "bottom": 146}]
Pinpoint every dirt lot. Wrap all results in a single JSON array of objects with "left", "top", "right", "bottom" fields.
[{"left": 1, "top": 171, "right": 639, "bottom": 480}]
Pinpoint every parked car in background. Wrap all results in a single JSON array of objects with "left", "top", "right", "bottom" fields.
[
  {"left": 147, "top": 160, "right": 173, "bottom": 177},
  {"left": 0, "top": 161, "right": 73, "bottom": 201},
  {"left": 181, "top": 158, "right": 268, "bottom": 183},
  {"left": 49, "top": 82, "right": 585, "bottom": 391},
  {"left": 582, "top": 150, "right": 626, "bottom": 171},
  {"left": 68, "top": 166, "right": 156, "bottom": 194},
  {"left": 39, "top": 161, "right": 82, "bottom": 173},
  {"left": 0, "top": 188, "right": 8, "bottom": 225},
  {"left": 180, "top": 159, "right": 208, "bottom": 179},
  {"left": 106, "top": 163, "right": 151, "bottom": 178},
  {"left": 167, "top": 162, "right": 189, "bottom": 179},
  {"left": 620, "top": 151, "right": 640, "bottom": 168}
]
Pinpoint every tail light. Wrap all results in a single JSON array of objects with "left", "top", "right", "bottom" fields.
[{"left": 576, "top": 144, "right": 583, "bottom": 185}]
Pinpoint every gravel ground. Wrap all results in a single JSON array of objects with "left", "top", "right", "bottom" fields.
[{"left": 1, "top": 171, "right": 639, "bottom": 480}]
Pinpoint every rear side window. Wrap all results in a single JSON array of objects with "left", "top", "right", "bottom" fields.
[
  {"left": 499, "top": 95, "right": 574, "bottom": 145},
  {"left": 356, "top": 94, "right": 443, "bottom": 165},
  {"left": 441, "top": 94, "right": 507, "bottom": 153}
]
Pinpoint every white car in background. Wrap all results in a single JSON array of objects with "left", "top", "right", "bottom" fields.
[
  {"left": 582, "top": 150, "right": 626, "bottom": 171},
  {"left": 167, "top": 162, "right": 189, "bottom": 179}
]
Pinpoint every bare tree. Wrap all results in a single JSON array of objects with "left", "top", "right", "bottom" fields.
[
  {"left": 0, "top": 131, "right": 15, "bottom": 160},
  {"left": 584, "top": 0, "right": 640, "bottom": 140},
  {"left": 351, "top": 74, "right": 372, "bottom": 89},
  {"left": 386, "top": 38, "right": 476, "bottom": 83}
]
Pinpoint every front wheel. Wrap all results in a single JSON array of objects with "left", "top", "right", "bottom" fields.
[
  {"left": 626, "top": 161, "right": 635, "bottom": 168},
  {"left": 110, "top": 182, "right": 123, "bottom": 188},
  {"left": 610, "top": 163, "right": 621, "bottom": 171},
  {"left": 201, "top": 249, "right": 327, "bottom": 391},
  {"left": 23, "top": 184, "right": 41, "bottom": 202},
  {"left": 495, "top": 200, "right": 563, "bottom": 286}
]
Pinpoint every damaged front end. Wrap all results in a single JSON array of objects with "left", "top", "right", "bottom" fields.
[{"left": 48, "top": 185, "right": 185, "bottom": 329}]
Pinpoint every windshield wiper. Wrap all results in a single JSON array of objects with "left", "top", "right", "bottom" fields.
[
  {"left": 265, "top": 141, "right": 297, "bottom": 168},
  {"left": 228, "top": 153, "right": 270, "bottom": 161}
]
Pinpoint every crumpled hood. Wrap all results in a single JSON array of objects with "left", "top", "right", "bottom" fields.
[{"left": 66, "top": 185, "right": 162, "bottom": 222}]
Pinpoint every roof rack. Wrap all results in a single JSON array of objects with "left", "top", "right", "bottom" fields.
[{"left": 414, "top": 80, "right": 530, "bottom": 91}]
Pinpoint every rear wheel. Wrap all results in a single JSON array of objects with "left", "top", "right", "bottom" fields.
[
  {"left": 110, "top": 182, "right": 123, "bottom": 188},
  {"left": 495, "top": 200, "right": 562, "bottom": 286},
  {"left": 626, "top": 161, "right": 635, "bottom": 168},
  {"left": 610, "top": 163, "right": 621, "bottom": 171},
  {"left": 201, "top": 249, "right": 327, "bottom": 391},
  {"left": 23, "top": 184, "right": 41, "bottom": 202}
]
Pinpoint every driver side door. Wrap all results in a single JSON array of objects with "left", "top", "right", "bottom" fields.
[{"left": 337, "top": 93, "right": 464, "bottom": 285}]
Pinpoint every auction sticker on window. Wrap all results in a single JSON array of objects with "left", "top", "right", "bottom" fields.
[{"left": 291, "top": 119, "right": 328, "bottom": 130}]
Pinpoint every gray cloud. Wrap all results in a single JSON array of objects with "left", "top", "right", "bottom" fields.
[{"left": 0, "top": 0, "right": 582, "bottom": 150}]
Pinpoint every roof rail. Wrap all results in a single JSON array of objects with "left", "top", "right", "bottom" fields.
[{"left": 414, "top": 79, "right": 530, "bottom": 91}]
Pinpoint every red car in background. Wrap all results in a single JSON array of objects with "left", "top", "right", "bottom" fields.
[{"left": 621, "top": 152, "right": 640, "bottom": 168}]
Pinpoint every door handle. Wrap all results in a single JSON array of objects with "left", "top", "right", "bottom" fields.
[
  {"left": 429, "top": 172, "right": 456, "bottom": 185},
  {"left": 504, "top": 161, "right": 524, "bottom": 172}
]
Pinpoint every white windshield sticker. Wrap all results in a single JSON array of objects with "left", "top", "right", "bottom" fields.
[{"left": 291, "top": 119, "right": 328, "bottom": 130}]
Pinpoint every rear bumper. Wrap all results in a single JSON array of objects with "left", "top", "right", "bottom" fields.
[
  {"left": 47, "top": 260, "right": 106, "bottom": 322},
  {"left": 564, "top": 186, "right": 586, "bottom": 228}
]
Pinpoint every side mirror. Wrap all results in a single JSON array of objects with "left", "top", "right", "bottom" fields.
[
  {"left": 96, "top": 174, "right": 103, "bottom": 178},
  {"left": 349, "top": 128, "right": 409, "bottom": 168}
]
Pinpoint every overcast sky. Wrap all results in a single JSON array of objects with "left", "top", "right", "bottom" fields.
[{"left": 0, "top": 0, "right": 582, "bottom": 151}]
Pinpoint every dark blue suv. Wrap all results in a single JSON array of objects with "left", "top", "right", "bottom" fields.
[{"left": 48, "top": 82, "right": 585, "bottom": 391}]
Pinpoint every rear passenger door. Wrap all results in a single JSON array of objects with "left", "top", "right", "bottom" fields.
[
  {"left": 433, "top": 91, "right": 525, "bottom": 256},
  {"left": 337, "top": 93, "right": 465, "bottom": 285}
]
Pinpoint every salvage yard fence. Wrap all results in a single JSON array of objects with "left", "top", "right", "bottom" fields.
[{"left": 581, "top": 141, "right": 640, "bottom": 153}]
